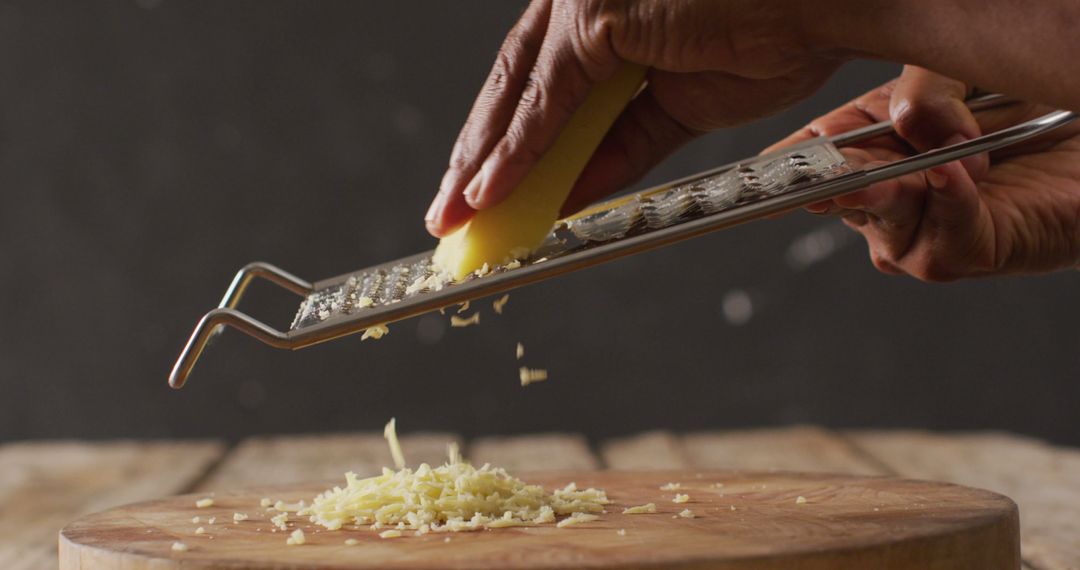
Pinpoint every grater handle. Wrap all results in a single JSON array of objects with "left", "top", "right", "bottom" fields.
[{"left": 857, "top": 108, "right": 1077, "bottom": 187}]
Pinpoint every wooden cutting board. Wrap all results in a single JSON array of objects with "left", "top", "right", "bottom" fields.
[{"left": 59, "top": 470, "right": 1019, "bottom": 569}]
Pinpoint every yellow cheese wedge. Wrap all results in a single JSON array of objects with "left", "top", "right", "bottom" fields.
[{"left": 433, "top": 62, "right": 647, "bottom": 280}]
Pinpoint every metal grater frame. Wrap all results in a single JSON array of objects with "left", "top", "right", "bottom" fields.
[{"left": 169, "top": 99, "right": 1076, "bottom": 388}]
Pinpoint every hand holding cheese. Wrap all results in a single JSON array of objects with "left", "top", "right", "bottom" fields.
[
  {"left": 426, "top": 0, "right": 1080, "bottom": 278},
  {"left": 432, "top": 63, "right": 646, "bottom": 279}
]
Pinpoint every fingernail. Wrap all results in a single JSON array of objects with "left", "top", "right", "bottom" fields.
[
  {"left": 926, "top": 167, "right": 948, "bottom": 190},
  {"left": 943, "top": 133, "right": 985, "bottom": 178},
  {"left": 424, "top": 196, "right": 440, "bottom": 223}
]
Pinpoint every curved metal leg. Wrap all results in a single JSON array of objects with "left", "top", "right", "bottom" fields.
[
  {"left": 219, "top": 261, "right": 313, "bottom": 309},
  {"left": 169, "top": 307, "right": 294, "bottom": 389},
  {"left": 210, "top": 262, "right": 313, "bottom": 338}
]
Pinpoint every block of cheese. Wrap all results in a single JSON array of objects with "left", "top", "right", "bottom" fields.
[{"left": 433, "top": 62, "right": 647, "bottom": 280}]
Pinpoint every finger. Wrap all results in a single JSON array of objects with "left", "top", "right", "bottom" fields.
[
  {"left": 764, "top": 78, "right": 909, "bottom": 156},
  {"left": 467, "top": 3, "right": 621, "bottom": 210},
  {"left": 558, "top": 87, "right": 701, "bottom": 217},
  {"left": 893, "top": 160, "right": 987, "bottom": 281},
  {"left": 426, "top": 0, "right": 552, "bottom": 236},
  {"left": 890, "top": 66, "right": 988, "bottom": 180}
]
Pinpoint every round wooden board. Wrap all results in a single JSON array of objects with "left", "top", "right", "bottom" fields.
[{"left": 60, "top": 470, "right": 1019, "bottom": 570}]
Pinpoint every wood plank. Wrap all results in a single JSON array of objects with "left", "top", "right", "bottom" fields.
[
  {"left": 60, "top": 471, "right": 1019, "bottom": 570},
  {"left": 600, "top": 431, "right": 689, "bottom": 470},
  {"left": 679, "top": 426, "right": 885, "bottom": 475},
  {"left": 468, "top": 433, "right": 599, "bottom": 471},
  {"left": 850, "top": 430, "right": 1080, "bottom": 570},
  {"left": 197, "top": 432, "right": 460, "bottom": 491},
  {"left": 0, "top": 439, "right": 224, "bottom": 570}
]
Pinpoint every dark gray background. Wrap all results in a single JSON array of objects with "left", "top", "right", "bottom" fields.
[{"left": 1, "top": 1, "right": 1077, "bottom": 445}]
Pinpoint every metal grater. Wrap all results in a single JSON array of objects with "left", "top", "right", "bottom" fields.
[{"left": 169, "top": 97, "right": 1076, "bottom": 388}]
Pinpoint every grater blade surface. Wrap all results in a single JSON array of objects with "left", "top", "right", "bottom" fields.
[{"left": 290, "top": 139, "right": 848, "bottom": 336}]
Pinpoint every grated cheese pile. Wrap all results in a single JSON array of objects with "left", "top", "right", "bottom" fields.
[{"left": 298, "top": 419, "right": 609, "bottom": 535}]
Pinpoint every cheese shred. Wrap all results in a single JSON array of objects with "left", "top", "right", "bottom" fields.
[
  {"left": 493, "top": 294, "right": 510, "bottom": 314},
  {"left": 622, "top": 503, "right": 657, "bottom": 514},
  {"left": 450, "top": 313, "right": 480, "bottom": 327},
  {"left": 361, "top": 324, "right": 389, "bottom": 341},
  {"left": 519, "top": 367, "right": 548, "bottom": 386},
  {"left": 383, "top": 418, "right": 406, "bottom": 470}
]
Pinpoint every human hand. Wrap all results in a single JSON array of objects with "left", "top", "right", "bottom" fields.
[
  {"left": 766, "top": 66, "right": 1080, "bottom": 281},
  {"left": 425, "top": 0, "right": 843, "bottom": 237}
]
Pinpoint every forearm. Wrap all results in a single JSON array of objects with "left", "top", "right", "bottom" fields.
[{"left": 804, "top": 0, "right": 1080, "bottom": 112}]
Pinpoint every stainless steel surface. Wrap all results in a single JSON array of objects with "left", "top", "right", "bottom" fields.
[
  {"left": 827, "top": 93, "right": 1016, "bottom": 147},
  {"left": 169, "top": 101, "right": 1077, "bottom": 389}
]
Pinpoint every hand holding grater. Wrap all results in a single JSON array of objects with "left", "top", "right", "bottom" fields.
[{"left": 168, "top": 95, "right": 1076, "bottom": 389}]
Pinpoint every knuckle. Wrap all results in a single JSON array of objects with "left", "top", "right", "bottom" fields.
[
  {"left": 892, "top": 96, "right": 957, "bottom": 141},
  {"left": 908, "top": 256, "right": 958, "bottom": 283},
  {"left": 485, "top": 50, "right": 517, "bottom": 95}
]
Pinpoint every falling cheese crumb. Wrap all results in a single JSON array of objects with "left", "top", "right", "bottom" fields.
[
  {"left": 286, "top": 529, "right": 306, "bottom": 546},
  {"left": 450, "top": 313, "right": 480, "bottom": 327},
  {"left": 457, "top": 300, "right": 470, "bottom": 313},
  {"left": 384, "top": 417, "right": 406, "bottom": 470},
  {"left": 194, "top": 526, "right": 206, "bottom": 535},
  {"left": 361, "top": 324, "right": 389, "bottom": 340},
  {"left": 447, "top": 441, "right": 461, "bottom": 466},
  {"left": 379, "top": 530, "right": 403, "bottom": 539},
  {"left": 233, "top": 512, "right": 249, "bottom": 523},
  {"left": 171, "top": 541, "right": 188, "bottom": 552},
  {"left": 344, "top": 538, "right": 359, "bottom": 546},
  {"left": 195, "top": 498, "right": 214, "bottom": 508},
  {"left": 660, "top": 482, "right": 681, "bottom": 491},
  {"left": 515, "top": 342, "right": 524, "bottom": 359},
  {"left": 678, "top": 509, "right": 695, "bottom": 519},
  {"left": 796, "top": 496, "right": 807, "bottom": 504},
  {"left": 673, "top": 494, "right": 690, "bottom": 504},
  {"left": 556, "top": 513, "right": 599, "bottom": 528},
  {"left": 493, "top": 294, "right": 510, "bottom": 314},
  {"left": 260, "top": 498, "right": 272, "bottom": 508},
  {"left": 519, "top": 367, "right": 548, "bottom": 386},
  {"left": 622, "top": 503, "right": 657, "bottom": 514}
]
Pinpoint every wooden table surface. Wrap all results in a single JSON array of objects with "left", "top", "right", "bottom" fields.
[{"left": 3, "top": 427, "right": 1078, "bottom": 570}]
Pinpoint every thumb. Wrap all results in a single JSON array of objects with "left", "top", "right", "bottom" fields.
[{"left": 890, "top": 66, "right": 989, "bottom": 181}]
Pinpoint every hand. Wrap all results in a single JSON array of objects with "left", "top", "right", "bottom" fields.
[
  {"left": 425, "top": 0, "right": 843, "bottom": 237},
  {"left": 766, "top": 66, "right": 1080, "bottom": 281}
]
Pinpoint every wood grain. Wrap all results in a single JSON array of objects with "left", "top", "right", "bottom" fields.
[
  {"left": 850, "top": 430, "right": 1080, "bottom": 570},
  {"left": 59, "top": 470, "right": 1020, "bottom": 570},
  {"left": 468, "top": 433, "right": 598, "bottom": 471},
  {"left": 680, "top": 426, "right": 883, "bottom": 475},
  {"left": 0, "top": 439, "right": 223, "bottom": 570},
  {"left": 197, "top": 432, "right": 460, "bottom": 490}
]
